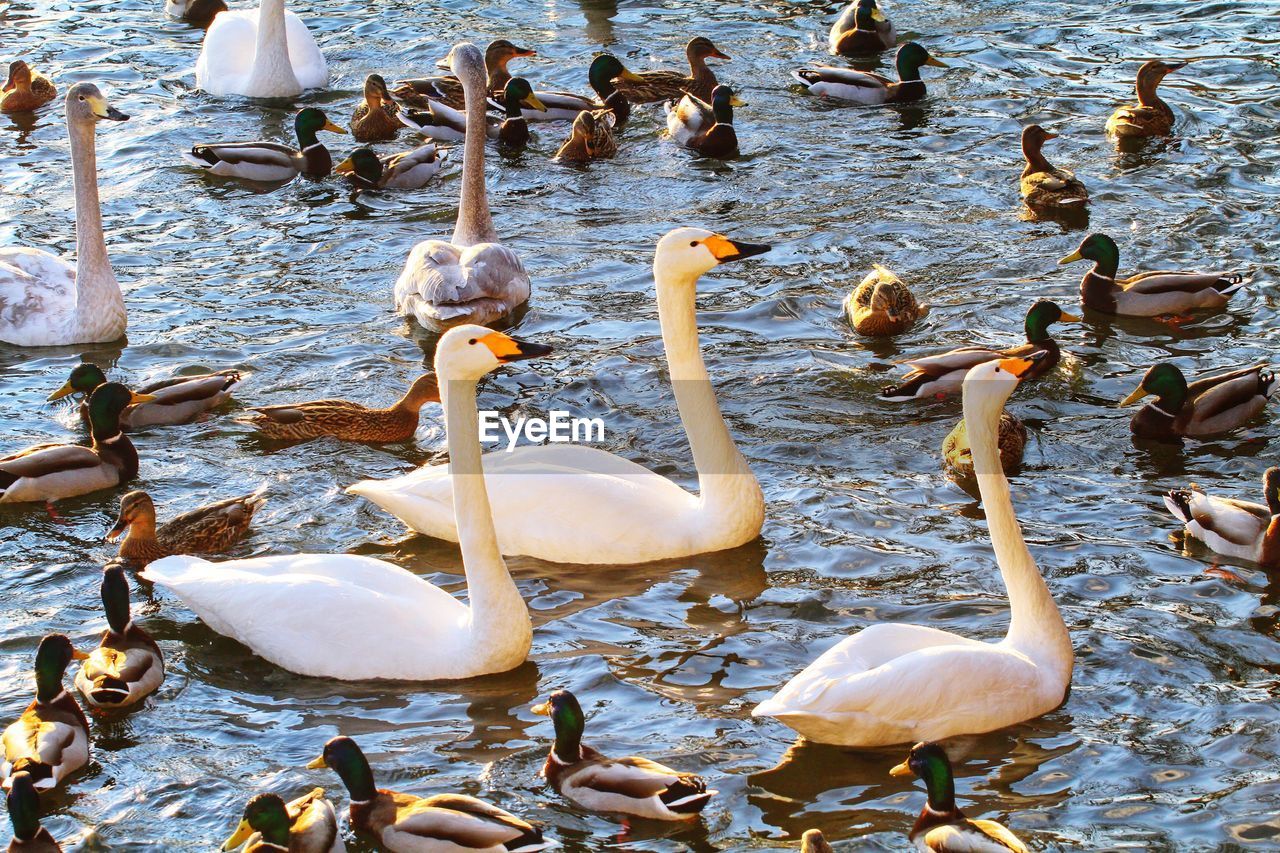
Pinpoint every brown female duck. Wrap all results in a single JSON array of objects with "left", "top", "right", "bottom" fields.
[
  {"left": 108, "top": 488, "right": 265, "bottom": 567},
  {"left": 1, "top": 61, "right": 56, "bottom": 113},
  {"left": 613, "top": 36, "right": 729, "bottom": 103},
  {"left": 236, "top": 373, "right": 439, "bottom": 442},
  {"left": 351, "top": 74, "right": 399, "bottom": 142},
  {"left": 1106, "top": 59, "right": 1186, "bottom": 138},
  {"left": 1020, "top": 125, "right": 1087, "bottom": 211}
]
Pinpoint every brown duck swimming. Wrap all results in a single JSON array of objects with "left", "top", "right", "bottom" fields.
[
  {"left": 1106, "top": 59, "right": 1185, "bottom": 139},
  {"left": 236, "top": 373, "right": 439, "bottom": 442},
  {"left": 108, "top": 488, "right": 265, "bottom": 567},
  {"left": 614, "top": 36, "right": 729, "bottom": 103},
  {"left": 1, "top": 61, "right": 56, "bottom": 113}
]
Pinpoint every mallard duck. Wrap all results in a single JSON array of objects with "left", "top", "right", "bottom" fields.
[
  {"left": 892, "top": 742, "right": 1028, "bottom": 852},
  {"left": 335, "top": 145, "right": 445, "bottom": 191},
  {"left": 880, "top": 300, "right": 1077, "bottom": 401},
  {"left": 1, "top": 635, "right": 90, "bottom": 791},
  {"left": 829, "top": 0, "right": 894, "bottom": 56},
  {"left": 5, "top": 772, "right": 62, "bottom": 851},
  {"left": 1, "top": 383, "right": 153, "bottom": 504},
  {"left": 222, "top": 789, "right": 344, "bottom": 852},
  {"left": 614, "top": 36, "right": 729, "bottom": 103},
  {"left": 755, "top": 357, "right": 1073, "bottom": 745},
  {"left": 1165, "top": 468, "right": 1280, "bottom": 568},
  {"left": 1059, "top": 233, "right": 1245, "bottom": 318},
  {"left": 166, "top": 0, "right": 227, "bottom": 28},
  {"left": 400, "top": 77, "right": 544, "bottom": 147},
  {"left": 513, "top": 54, "right": 639, "bottom": 125},
  {"left": 1122, "top": 362, "right": 1276, "bottom": 441},
  {"left": 554, "top": 110, "right": 616, "bottom": 163},
  {"left": 666, "top": 85, "right": 741, "bottom": 158},
  {"left": 108, "top": 488, "right": 265, "bottom": 567},
  {"left": 196, "top": 0, "right": 327, "bottom": 97},
  {"left": 235, "top": 373, "right": 439, "bottom": 442},
  {"left": 392, "top": 39, "right": 535, "bottom": 110},
  {"left": 183, "top": 108, "right": 347, "bottom": 182},
  {"left": 351, "top": 74, "right": 399, "bottom": 143},
  {"left": 1, "top": 61, "right": 56, "bottom": 113},
  {"left": 532, "top": 690, "right": 716, "bottom": 820},
  {"left": 47, "top": 363, "right": 244, "bottom": 429},
  {"left": 943, "top": 411, "right": 1026, "bottom": 479},
  {"left": 309, "top": 736, "right": 555, "bottom": 851},
  {"left": 74, "top": 565, "right": 164, "bottom": 709},
  {"left": 394, "top": 43, "right": 532, "bottom": 330},
  {"left": 795, "top": 41, "right": 947, "bottom": 104},
  {"left": 801, "top": 830, "right": 833, "bottom": 853},
  {"left": 0, "top": 84, "right": 128, "bottom": 348},
  {"left": 845, "top": 264, "right": 929, "bottom": 336},
  {"left": 1020, "top": 125, "right": 1087, "bottom": 210},
  {"left": 1106, "top": 60, "right": 1185, "bottom": 139}
]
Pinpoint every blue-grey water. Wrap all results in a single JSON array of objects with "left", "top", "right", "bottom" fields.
[{"left": 2, "top": 0, "right": 1279, "bottom": 848}]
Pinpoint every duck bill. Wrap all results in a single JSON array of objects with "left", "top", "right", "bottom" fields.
[
  {"left": 997, "top": 356, "right": 1038, "bottom": 379},
  {"left": 306, "top": 755, "right": 328, "bottom": 770},
  {"left": 71, "top": 648, "right": 90, "bottom": 661},
  {"left": 47, "top": 381, "right": 77, "bottom": 402},
  {"left": 704, "top": 234, "right": 771, "bottom": 263},
  {"left": 129, "top": 391, "right": 158, "bottom": 405},
  {"left": 1120, "top": 386, "right": 1150, "bottom": 407},
  {"left": 105, "top": 513, "right": 130, "bottom": 543},
  {"left": 323, "top": 120, "right": 348, "bottom": 134},
  {"left": 617, "top": 68, "right": 647, "bottom": 84},
  {"left": 871, "top": 7, "right": 887, "bottom": 21},
  {"left": 709, "top": 48, "right": 732, "bottom": 61},
  {"left": 729, "top": 94, "right": 747, "bottom": 107},
  {"left": 1058, "top": 249, "right": 1084, "bottom": 265},
  {"left": 889, "top": 760, "right": 912, "bottom": 777},
  {"left": 513, "top": 46, "right": 537, "bottom": 58},
  {"left": 522, "top": 92, "right": 548, "bottom": 112},
  {"left": 1165, "top": 60, "right": 1188, "bottom": 72},
  {"left": 334, "top": 156, "right": 355, "bottom": 175},
  {"left": 530, "top": 701, "right": 551, "bottom": 716},
  {"left": 222, "top": 819, "right": 253, "bottom": 851},
  {"left": 481, "top": 333, "right": 554, "bottom": 363},
  {"left": 925, "top": 56, "right": 949, "bottom": 68},
  {"left": 1042, "top": 131, "right": 1059, "bottom": 140},
  {"left": 1058, "top": 309, "right": 1082, "bottom": 322}
]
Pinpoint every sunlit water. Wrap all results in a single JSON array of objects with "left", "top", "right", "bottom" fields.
[{"left": 3, "top": 0, "right": 1279, "bottom": 848}]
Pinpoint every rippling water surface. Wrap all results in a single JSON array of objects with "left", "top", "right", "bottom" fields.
[{"left": 3, "top": 0, "right": 1280, "bottom": 848}]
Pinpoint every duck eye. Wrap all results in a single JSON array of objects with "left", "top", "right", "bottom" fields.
[{"left": 78, "top": 95, "right": 85, "bottom": 101}]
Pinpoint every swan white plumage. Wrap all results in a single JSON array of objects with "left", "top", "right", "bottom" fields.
[
  {"left": 753, "top": 355, "right": 1074, "bottom": 746},
  {"left": 0, "top": 84, "right": 127, "bottom": 347},
  {"left": 349, "top": 227, "right": 769, "bottom": 565},
  {"left": 195, "top": 0, "right": 327, "bottom": 98},
  {"left": 139, "top": 326, "right": 551, "bottom": 681},
  {"left": 393, "top": 42, "right": 530, "bottom": 330}
]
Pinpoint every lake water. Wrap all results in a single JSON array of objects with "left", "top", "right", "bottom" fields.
[{"left": 2, "top": 0, "right": 1279, "bottom": 848}]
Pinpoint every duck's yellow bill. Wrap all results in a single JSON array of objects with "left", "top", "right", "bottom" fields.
[
  {"left": 1120, "top": 386, "right": 1149, "bottom": 407},
  {"left": 1059, "top": 249, "right": 1084, "bottom": 264},
  {"left": 334, "top": 156, "right": 354, "bottom": 174},
  {"left": 47, "top": 381, "right": 76, "bottom": 402},
  {"left": 889, "top": 760, "right": 911, "bottom": 777},
  {"left": 925, "top": 57, "right": 949, "bottom": 68},
  {"left": 523, "top": 92, "right": 548, "bottom": 112},
  {"left": 729, "top": 94, "right": 747, "bottom": 107},
  {"left": 1058, "top": 310, "right": 1083, "bottom": 322},
  {"left": 872, "top": 7, "right": 887, "bottom": 21},
  {"left": 129, "top": 392, "right": 157, "bottom": 405},
  {"left": 530, "top": 701, "right": 551, "bottom": 716},
  {"left": 222, "top": 819, "right": 253, "bottom": 850},
  {"left": 306, "top": 755, "right": 328, "bottom": 770},
  {"left": 324, "top": 120, "right": 348, "bottom": 134},
  {"left": 617, "top": 68, "right": 646, "bottom": 83},
  {"left": 72, "top": 648, "right": 90, "bottom": 661}
]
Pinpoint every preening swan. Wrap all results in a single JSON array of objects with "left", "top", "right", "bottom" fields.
[
  {"left": 195, "top": 0, "right": 327, "bottom": 98},
  {"left": 394, "top": 42, "right": 531, "bottom": 330},
  {"left": 140, "top": 326, "right": 551, "bottom": 681},
  {"left": 350, "top": 227, "right": 768, "bottom": 565},
  {"left": 753, "top": 355, "right": 1073, "bottom": 746},
  {"left": 0, "top": 83, "right": 127, "bottom": 347}
]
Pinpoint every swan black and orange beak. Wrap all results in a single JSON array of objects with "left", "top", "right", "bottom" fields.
[
  {"left": 480, "top": 332, "right": 554, "bottom": 363},
  {"left": 702, "top": 234, "right": 771, "bottom": 263},
  {"left": 997, "top": 352, "right": 1044, "bottom": 379}
]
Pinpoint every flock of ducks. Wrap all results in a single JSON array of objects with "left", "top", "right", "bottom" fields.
[{"left": 0, "top": 0, "right": 1271, "bottom": 849}]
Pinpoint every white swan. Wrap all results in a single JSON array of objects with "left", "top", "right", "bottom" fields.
[
  {"left": 139, "top": 326, "right": 551, "bottom": 681},
  {"left": 349, "top": 227, "right": 769, "bottom": 565},
  {"left": 0, "top": 84, "right": 127, "bottom": 347},
  {"left": 195, "top": 0, "right": 327, "bottom": 98},
  {"left": 393, "top": 42, "right": 530, "bottom": 330},
  {"left": 753, "top": 355, "right": 1074, "bottom": 746}
]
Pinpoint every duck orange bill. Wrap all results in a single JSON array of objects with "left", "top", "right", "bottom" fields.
[
  {"left": 222, "top": 819, "right": 254, "bottom": 851},
  {"left": 71, "top": 648, "right": 90, "bottom": 661},
  {"left": 334, "top": 156, "right": 355, "bottom": 174},
  {"left": 1058, "top": 309, "right": 1083, "bottom": 322},
  {"left": 703, "top": 234, "right": 771, "bottom": 262},
  {"left": 1120, "top": 385, "right": 1149, "bottom": 406},
  {"left": 47, "top": 381, "right": 77, "bottom": 402},
  {"left": 1059, "top": 249, "right": 1084, "bottom": 265},
  {"left": 323, "top": 120, "right": 348, "bottom": 134},
  {"left": 305, "top": 755, "right": 327, "bottom": 769},
  {"left": 997, "top": 356, "right": 1038, "bottom": 378},
  {"left": 889, "top": 760, "right": 912, "bottom": 777},
  {"left": 530, "top": 701, "right": 551, "bottom": 716},
  {"left": 709, "top": 48, "right": 732, "bottom": 60},
  {"left": 480, "top": 333, "right": 554, "bottom": 363},
  {"left": 105, "top": 514, "right": 130, "bottom": 542},
  {"left": 513, "top": 46, "right": 537, "bottom": 58},
  {"left": 129, "top": 391, "right": 158, "bottom": 405}
]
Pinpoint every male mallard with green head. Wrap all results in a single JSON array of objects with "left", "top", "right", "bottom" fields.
[
  {"left": 400, "top": 78, "right": 545, "bottom": 147},
  {"left": 2, "top": 636, "right": 90, "bottom": 792},
  {"left": 222, "top": 789, "right": 344, "bottom": 852},
  {"left": 48, "top": 362, "right": 244, "bottom": 429},
  {"left": 1121, "top": 362, "right": 1276, "bottom": 441},
  {"left": 891, "top": 742, "right": 1028, "bottom": 852},
  {"left": 74, "top": 565, "right": 164, "bottom": 709},
  {"left": 829, "top": 0, "right": 895, "bottom": 56},
  {"left": 5, "top": 771, "right": 62, "bottom": 851},
  {"left": 795, "top": 42, "right": 947, "bottom": 104},
  {"left": 183, "top": 108, "right": 347, "bottom": 181},
  {"left": 335, "top": 144, "right": 445, "bottom": 191},
  {"left": 666, "top": 84, "right": 742, "bottom": 158},
  {"left": 532, "top": 690, "right": 717, "bottom": 821},
  {"left": 1165, "top": 467, "right": 1280, "bottom": 568},
  {"left": 2, "top": 383, "right": 154, "bottom": 504},
  {"left": 308, "top": 736, "right": 555, "bottom": 852},
  {"left": 1059, "top": 233, "right": 1245, "bottom": 318}
]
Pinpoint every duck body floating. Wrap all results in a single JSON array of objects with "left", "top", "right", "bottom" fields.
[{"left": 1165, "top": 468, "right": 1280, "bottom": 568}]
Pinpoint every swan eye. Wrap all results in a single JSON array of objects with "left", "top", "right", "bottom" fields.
[
  {"left": 468, "top": 338, "right": 477, "bottom": 345},
  {"left": 690, "top": 241, "right": 699, "bottom": 247}
]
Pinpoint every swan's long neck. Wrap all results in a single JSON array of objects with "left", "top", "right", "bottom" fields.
[
  {"left": 654, "top": 261, "right": 763, "bottom": 521},
  {"left": 453, "top": 56, "right": 496, "bottom": 246},
  {"left": 442, "top": 376, "right": 527, "bottom": 645},
  {"left": 966, "top": 381, "right": 1071, "bottom": 666},
  {"left": 68, "top": 115, "right": 124, "bottom": 338},
  {"left": 245, "top": 0, "right": 300, "bottom": 95}
]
